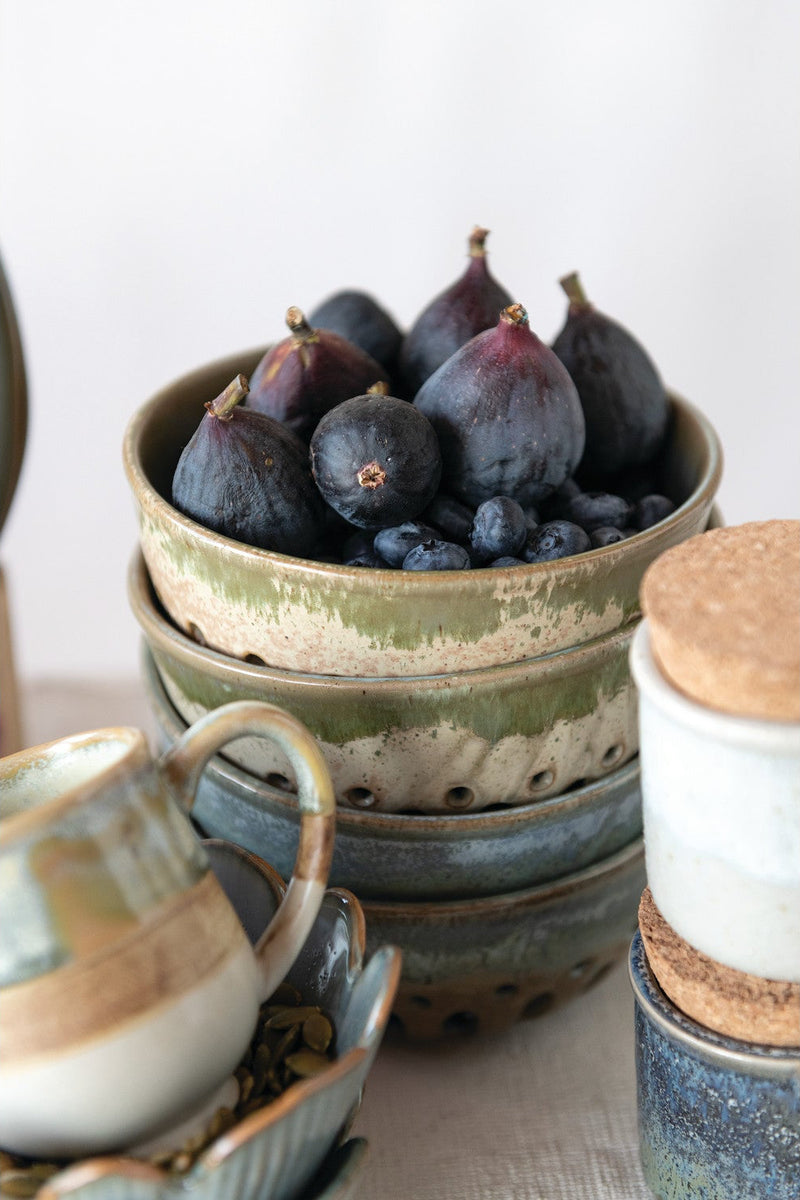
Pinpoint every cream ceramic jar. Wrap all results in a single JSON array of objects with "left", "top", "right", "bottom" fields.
[{"left": 632, "top": 520, "right": 800, "bottom": 983}]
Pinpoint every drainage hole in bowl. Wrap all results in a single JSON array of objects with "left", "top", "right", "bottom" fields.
[
  {"left": 522, "top": 992, "right": 555, "bottom": 1020},
  {"left": 528, "top": 769, "right": 555, "bottom": 792},
  {"left": 345, "top": 787, "right": 378, "bottom": 809},
  {"left": 442, "top": 1010, "right": 479, "bottom": 1035},
  {"left": 444, "top": 786, "right": 475, "bottom": 810},
  {"left": 601, "top": 742, "right": 624, "bottom": 768},
  {"left": 495, "top": 983, "right": 519, "bottom": 997},
  {"left": 265, "top": 772, "right": 296, "bottom": 794},
  {"left": 244, "top": 653, "right": 267, "bottom": 666}
]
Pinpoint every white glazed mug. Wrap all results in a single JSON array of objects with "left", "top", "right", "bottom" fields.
[
  {"left": 630, "top": 620, "right": 800, "bottom": 982},
  {"left": 0, "top": 701, "right": 335, "bottom": 1158}
]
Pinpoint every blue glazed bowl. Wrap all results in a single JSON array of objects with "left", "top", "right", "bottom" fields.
[
  {"left": 142, "top": 643, "right": 643, "bottom": 900},
  {"left": 629, "top": 931, "right": 800, "bottom": 1200}
]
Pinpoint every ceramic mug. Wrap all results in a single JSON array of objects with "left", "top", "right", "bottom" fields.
[
  {"left": 630, "top": 620, "right": 800, "bottom": 982},
  {"left": 0, "top": 701, "right": 335, "bottom": 1158}
]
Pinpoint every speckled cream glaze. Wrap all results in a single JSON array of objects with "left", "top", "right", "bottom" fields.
[
  {"left": 123, "top": 349, "right": 722, "bottom": 677},
  {"left": 130, "top": 553, "right": 639, "bottom": 812}
]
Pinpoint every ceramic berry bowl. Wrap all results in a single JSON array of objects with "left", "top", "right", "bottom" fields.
[
  {"left": 123, "top": 346, "right": 721, "bottom": 678},
  {"left": 0, "top": 841, "right": 399, "bottom": 1200},
  {"left": 360, "top": 836, "right": 645, "bottom": 1039},
  {"left": 129, "top": 550, "right": 639, "bottom": 812},
  {"left": 142, "top": 639, "right": 643, "bottom": 900}
]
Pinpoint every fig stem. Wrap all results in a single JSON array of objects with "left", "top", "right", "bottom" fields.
[
  {"left": 500, "top": 303, "right": 529, "bottom": 327},
  {"left": 206, "top": 374, "right": 249, "bottom": 421},
  {"left": 469, "top": 226, "right": 490, "bottom": 257},
  {"left": 559, "top": 272, "right": 591, "bottom": 310},
  {"left": 285, "top": 306, "right": 318, "bottom": 343}
]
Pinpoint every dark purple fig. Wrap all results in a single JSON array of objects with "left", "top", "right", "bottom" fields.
[
  {"left": 247, "top": 306, "right": 388, "bottom": 440},
  {"left": 310, "top": 384, "right": 442, "bottom": 529},
  {"left": 552, "top": 272, "right": 670, "bottom": 480},
  {"left": 308, "top": 290, "right": 403, "bottom": 377},
  {"left": 399, "top": 226, "right": 514, "bottom": 397},
  {"left": 414, "top": 304, "right": 585, "bottom": 508},
  {"left": 172, "top": 374, "right": 326, "bottom": 556}
]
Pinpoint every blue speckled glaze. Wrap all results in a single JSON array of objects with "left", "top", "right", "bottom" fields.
[{"left": 629, "top": 932, "right": 800, "bottom": 1200}]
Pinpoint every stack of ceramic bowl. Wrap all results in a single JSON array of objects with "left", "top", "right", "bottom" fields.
[
  {"left": 124, "top": 346, "right": 722, "bottom": 1038},
  {"left": 628, "top": 520, "right": 800, "bottom": 1199}
]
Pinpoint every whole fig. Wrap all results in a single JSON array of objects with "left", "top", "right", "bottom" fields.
[
  {"left": 172, "top": 374, "right": 326, "bottom": 557},
  {"left": 551, "top": 272, "right": 670, "bottom": 479},
  {"left": 414, "top": 304, "right": 585, "bottom": 508},
  {"left": 247, "top": 307, "right": 388, "bottom": 440},
  {"left": 308, "top": 290, "right": 403, "bottom": 378},
  {"left": 398, "top": 226, "right": 513, "bottom": 397},
  {"left": 310, "top": 384, "right": 442, "bottom": 529}
]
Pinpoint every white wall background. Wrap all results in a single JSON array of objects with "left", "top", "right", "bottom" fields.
[{"left": 1, "top": 0, "right": 798, "bottom": 682}]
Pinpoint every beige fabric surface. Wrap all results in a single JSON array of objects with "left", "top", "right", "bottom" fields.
[{"left": 20, "top": 678, "right": 651, "bottom": 1200}]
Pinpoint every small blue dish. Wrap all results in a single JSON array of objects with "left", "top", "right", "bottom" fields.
[{"left": 629, "top": 932, "right": 800, "bottom": 1200}]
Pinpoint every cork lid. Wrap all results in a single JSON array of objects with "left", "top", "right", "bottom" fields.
[
  {"left": 640, "top": 519, "right": 800, "bottom": 722},
  {"left": 639, "top": 888, "right": 800, "bottom": 1047}
]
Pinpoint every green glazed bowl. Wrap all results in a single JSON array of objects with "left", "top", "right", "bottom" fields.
[
  {"left": 129, "top": 552, "right": 638, "bottom": 812},
  {"left": 123, "top": 346, "right": 722, "bottom": 678},
  {"left": 143, "top": 639, "right": 643, "bottom": 900}
]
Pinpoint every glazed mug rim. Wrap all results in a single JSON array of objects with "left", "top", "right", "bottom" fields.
[{"left": 0, "top": 727, "right": 149, "bottom": 848}]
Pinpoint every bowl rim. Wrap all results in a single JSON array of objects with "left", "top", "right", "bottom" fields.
[
  {"left": 144, "top": 637, "right": 641, "bottom": 835},
  {"left": 357, "top": 835, "right": 644, "bottom": 917},
  {"left": 128, "top": 549, "right": 639, "bottom": 690},
  {"left": 123, "top": 345, "right": 724, "bottom": 587}
]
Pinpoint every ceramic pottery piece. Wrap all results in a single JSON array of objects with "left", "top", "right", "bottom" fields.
[
  {"left": 130, "top": 552, "right": 639, "bottom": 812},
  {"left": 6, "top": 841, "right": 397, "bottom": 1200},
  {"left": 359, "top": 836, "right": 645, "bottom": 1038},
  {"left": 143, "top": 638, "right": 643, "bottom": 899},
  {"left": 631, "top": 621, "right": 800, "bottom": 982},
  {"left": 0, "top": 705, "right": 336, "bottom": 1158},
  {"left": 123, "top": 346, "right": 721, "bottom": 677},
  {"left": 630, "top": 931, "right": 800, "bottom": 1200}
]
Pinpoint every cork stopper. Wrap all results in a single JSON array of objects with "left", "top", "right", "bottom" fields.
[
  {"left": 639, "top": 888, "right": 800, "bottom": 1046},
  {"left": 640, "top": 519, "right": 800, "bottom": 722}
]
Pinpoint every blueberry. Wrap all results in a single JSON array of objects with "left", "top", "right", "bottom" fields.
[
  {"left": 469, "top": 496, "right": 527, "bottom": 563},
  {"left": 488, "top": 556, "right": 527, "bottom": 567},
  {"left": 421, "top": 493, "right": 475, "bottom": 544},
  {"left": 590, "top": 526, "right": 627, "bottom": 548},
  {"left": 346, "top": 549, "right": 392, "bottom": 568},
  {"left": 402, "top": 540, "right": 471, "bottom": 571},
  {"left": 565, "top": 491, "right": 633, "bottom": 533},
  {"left": 340, "top": 528, "right": 375, "bottom": 561},
  {"left": 634, "top": 493, "right": 676, "bottom": 530},
  {"left": 522, "top": 521, "right": 591, "bottom": 563},
  {"left": 521, "top": 504, "right": 540, "bottom": 530},
  {"left": 538, "top": 477, "right": 582, "bottom": 521},
  {"left": 374, "top": 521, "right": 439, "bottom": 567}
]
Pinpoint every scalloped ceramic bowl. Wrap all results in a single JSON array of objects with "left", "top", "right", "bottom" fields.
[
  {"left": 123, "top": 346, "right": 722, "bottom": 678},
  {"left": 129, "top": 552, "right": 639, "bottom": 812},
  {"left": 143, "top": 639, "right": 643, "bottom": 899},
  {"left": 10, "top": 841, "right": 399, "bottom": 1200}
]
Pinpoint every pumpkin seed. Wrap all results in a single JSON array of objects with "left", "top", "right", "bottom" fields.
[
  {"left": 303, "top": 1011, "right": 333, "bottom": 1053},
  {"left": 284, "top": 1048, "right": 331, "bottom": 1077},
  {"left": 265, "top": 1005, "right": 322, "bottom": 1029}
]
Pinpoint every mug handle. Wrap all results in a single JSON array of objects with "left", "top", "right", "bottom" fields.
[{"left": 158, "top": 700, "right": 335, "bottom": 1002}]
